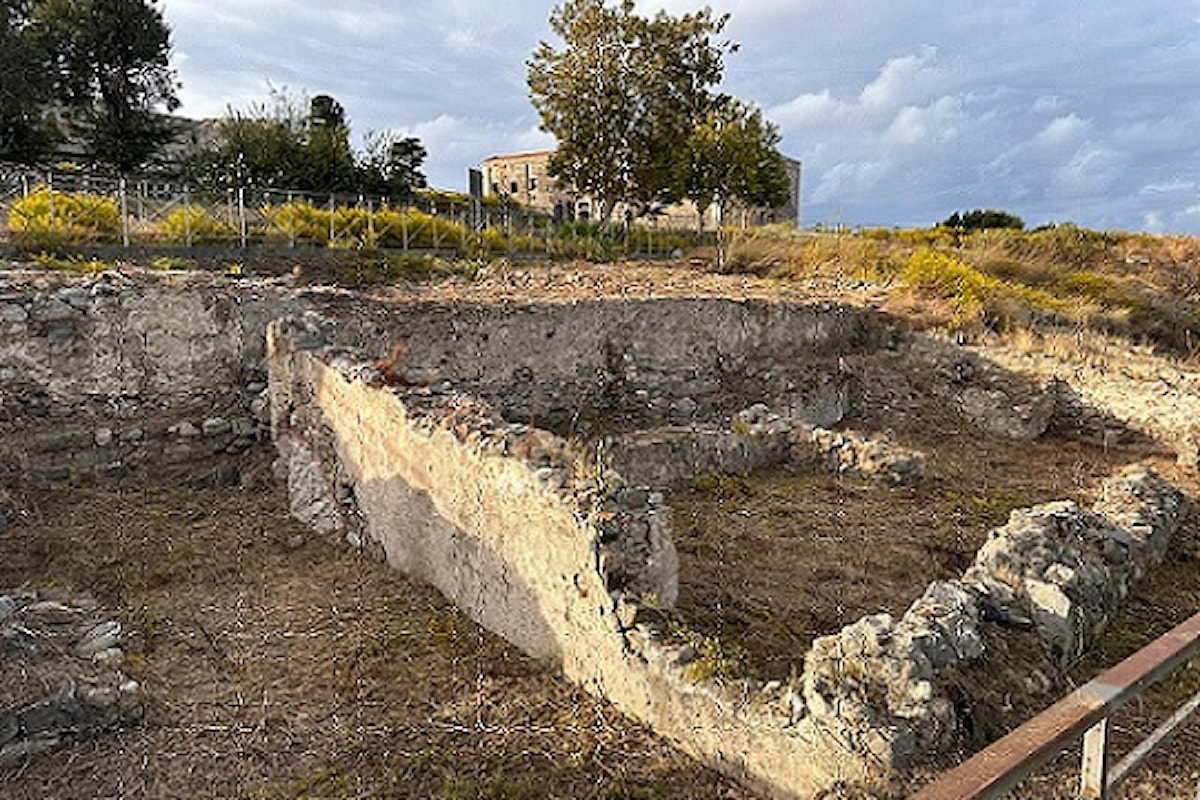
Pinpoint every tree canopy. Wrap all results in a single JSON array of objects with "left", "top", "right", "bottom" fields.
[
  {"left": 685, "top": 97, "right": 791, "bottom": 230},
  {"left": 37, "top": 0, "right": 179, "bottom": 172},
  {"left": 940, "top": 209, "right": 1026, "bottom": 232},
  {"left": 1, "top": 0, "right": 178, "bottom": 171},
  {"left": 528, "top": 0, "right": 739, "bottom": 222},
  {"left": 184, "top": 87, "right": 428, "bottom": 198},
  {"left": 0, "top": 0, "right": 58, "bottom": 162}
]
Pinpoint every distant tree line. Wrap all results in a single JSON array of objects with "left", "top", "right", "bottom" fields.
[
  {"left": 939, "top": 209, "right": 1026, "bottom": 232},
  {"left": 2, "top": 1, "right": 427, "bottom": 198},
  {"left": 181, "top": 87, "right": 428, "bottom": 201}
]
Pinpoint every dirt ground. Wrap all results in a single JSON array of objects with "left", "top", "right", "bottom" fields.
[
  {"left": 5, "top": 472, "right": 1195, "bottom": 800},
  {"left": 670, "top": 376, "right": 1184, "bottom": 681},
  {"left": 667, "top": 358, "right": 1200, "bottom": 798},
  {"left": 0, "top": 478, "right": 751, "bottom": 800}
]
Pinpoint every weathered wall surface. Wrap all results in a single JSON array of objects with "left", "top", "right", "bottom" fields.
[
  {"left": 317, "top": 294, "right": 886, "bottom": 431},
  {"left": 267, "top": 315, "right": 875, "bottom": 800},
  {"left": 0, "top": 588, "right": 142, "bottom": 767},
  {"left": 0, "top": 269, "right": 298, "bottom": 486},
  {"left": 977, "top": 342, "right": 1200, "bottom": 469}
]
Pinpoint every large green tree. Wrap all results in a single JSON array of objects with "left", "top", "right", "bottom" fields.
[
  {"left": 304, "top": 94, "right": 356, "bottom": 192},
  {"left": 37, "top": 0, "right": 179, "bottom": 172},
  {"left": 527, "top": 0, "right": 733, "bottom": 222},
  {"left": 358, "top": 131, "right": 428, "bottom": 201},
  {"left": 0, "top": 0, "right": 57, "bottom": 162},
  {"left": 184, "top": 89, "right": 309, "bottom": 190}
]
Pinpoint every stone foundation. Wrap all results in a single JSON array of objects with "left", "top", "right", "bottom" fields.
[
  {"left": 2, "top": 267, "right": 1196, "bottom": 797},
  {"left": 0, "top": 588, "right": 143, "bottom": 768}
]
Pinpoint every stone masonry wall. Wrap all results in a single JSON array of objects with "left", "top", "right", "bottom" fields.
[
  {"left": 316, "top": 293, "right": 885, "bottom": 431},
  {"left": 267, "top": 314, "right": 876, "bottom": 800},
  {"left": 0, "top": 269, "right": 299, "bottom": 487},
  {"left": 802, "top": 466, "right": 1184, "bottom": 768}
]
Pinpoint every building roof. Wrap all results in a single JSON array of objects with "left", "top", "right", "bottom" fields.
[{"left": 481, "top": 150, "right": 555, "bottom": 164}]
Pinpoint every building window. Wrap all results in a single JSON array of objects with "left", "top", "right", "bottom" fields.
[{"left": 510, "top": 181, "right": 519, "bottom": 195}]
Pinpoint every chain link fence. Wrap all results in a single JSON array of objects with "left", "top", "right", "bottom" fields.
[{"left": 0, "top": 163, "right": 701, "bottom": 259}]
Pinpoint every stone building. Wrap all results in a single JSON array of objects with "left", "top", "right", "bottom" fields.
[{"left": 479, "top": 149, "right": 801, "bottom": 229}]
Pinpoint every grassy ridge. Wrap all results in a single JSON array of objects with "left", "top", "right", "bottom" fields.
[{"left": 719, "top": 224, "right": 1200, "bottom": 361}]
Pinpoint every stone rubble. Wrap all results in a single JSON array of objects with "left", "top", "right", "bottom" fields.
[
  {"left": 737, "top": 403, "right": 927, "bottom": 485},
  {"left": 1, "top": 589, "right": 143, "bottom": 769},
  {"left": 905, "top": 335, "right": 1057, "bottom": 440},
  {"left": 800, "top": 466, "right": 1184, "bottom": 768}
]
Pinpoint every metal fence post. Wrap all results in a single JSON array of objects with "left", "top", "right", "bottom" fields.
[
  {"left": 366, "top": 197, "right": 372, "bottom": 245},
  {"left": 120, "top": 177, "right": 130, "bottom": 248},
  {"left": 184, "top": 185, "right": 193, "bottom": 248},
  {"left": 238, "top": 186, "right": 247, "bottom": 248},
  {"left": 287, "top": 192, "right": 295, "bottom": 248},
  {"left": 328, "top": 195, "right": 335, "bottom": 246},
  {"left": 1080, "top": 719, "right": 1110, "bottom": 799}
]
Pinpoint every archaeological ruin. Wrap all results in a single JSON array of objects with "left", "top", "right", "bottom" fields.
[{"left": 2, "top": 265, "right": 1196, "bottom": 797}]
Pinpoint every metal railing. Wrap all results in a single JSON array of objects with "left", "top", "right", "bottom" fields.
[{"left": 911, "top": 611, "right": 1200, "bottom": 800}]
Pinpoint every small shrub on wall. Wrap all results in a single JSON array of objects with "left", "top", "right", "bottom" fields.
[{"left": 8, "top": 186, "right": 122, "bottom": 249}]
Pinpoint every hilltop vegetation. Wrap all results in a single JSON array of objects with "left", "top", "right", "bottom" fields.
[{"left": 717, "top": 223, "right": 1200, "bottom": 362}]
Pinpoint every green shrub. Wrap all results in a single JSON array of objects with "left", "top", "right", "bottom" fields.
[
  {"left": 158, "top": 207, "right": 235, "bottom": 246},
  {"left": 901, "top": 247, "right": 1060, "bottom": 332},
  {"left": 9, "top": 185, "right": 122, "bottom": 249}
]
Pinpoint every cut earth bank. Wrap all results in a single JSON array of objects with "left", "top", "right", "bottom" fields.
[{"left": 2, "top": 263, "right": 1198, "bottom": 798}]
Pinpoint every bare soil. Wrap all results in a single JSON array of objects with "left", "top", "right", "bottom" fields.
[
  {"left": 671, "top": 410, "right": 1178, "bottom": 682},
  {"left": 667, "top": 352, "right": 1200, "bottom": 798},
  {"left": 0, "top": 478, "right": 750, "bottom": 800}
]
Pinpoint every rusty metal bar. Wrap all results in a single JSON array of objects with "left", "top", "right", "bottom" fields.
[{"left": 910, "top": 610, "right": 1200, "bottom": 800}]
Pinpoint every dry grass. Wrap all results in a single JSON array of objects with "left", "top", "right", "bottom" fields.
[
  {"left": 710, "top": 225, "right": 1200, "bottom": 363},
  {"left": 0, "top": 481, "right": 750, "bottom": 800},
  {"left": 670, "top": 411, "right": 1168, "bottom": 681}
]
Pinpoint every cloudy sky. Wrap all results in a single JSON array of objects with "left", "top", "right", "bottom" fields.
[{"left": 160, "top": 0, "right": 1200, "bottom": 233}]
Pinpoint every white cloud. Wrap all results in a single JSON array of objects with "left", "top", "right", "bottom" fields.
[
  {"left": 1032, "top": 96, "right": 1061, "bottom": 115},
  {"left": 1140, "top": 179, "right": 1197, "bottom": 195},
  {"left": 768, "top": 91, "right": 848, "bottom": 131},
  {"left": 860, "top": 47, "right": 944, "bottom": 111},
  {"left": 885, "top": 97, "right": 965, "bottom": 146},
  {"left": 813, "top": 161, "right": 889, "bottom": 203},
  {"left": 1051, "top": 145, "right": 1123, "bottom": 198},
  {"left": 1032, "top": 114, "right": 1090, "bottom": 149}
]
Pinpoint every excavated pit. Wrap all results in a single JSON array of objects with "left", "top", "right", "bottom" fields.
[
  {"left": 668, "top": 417, "right": 1171, "bottom": 682},
  {"left": 3, "top": 266, "right": 1197, "bottom": 799}
]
